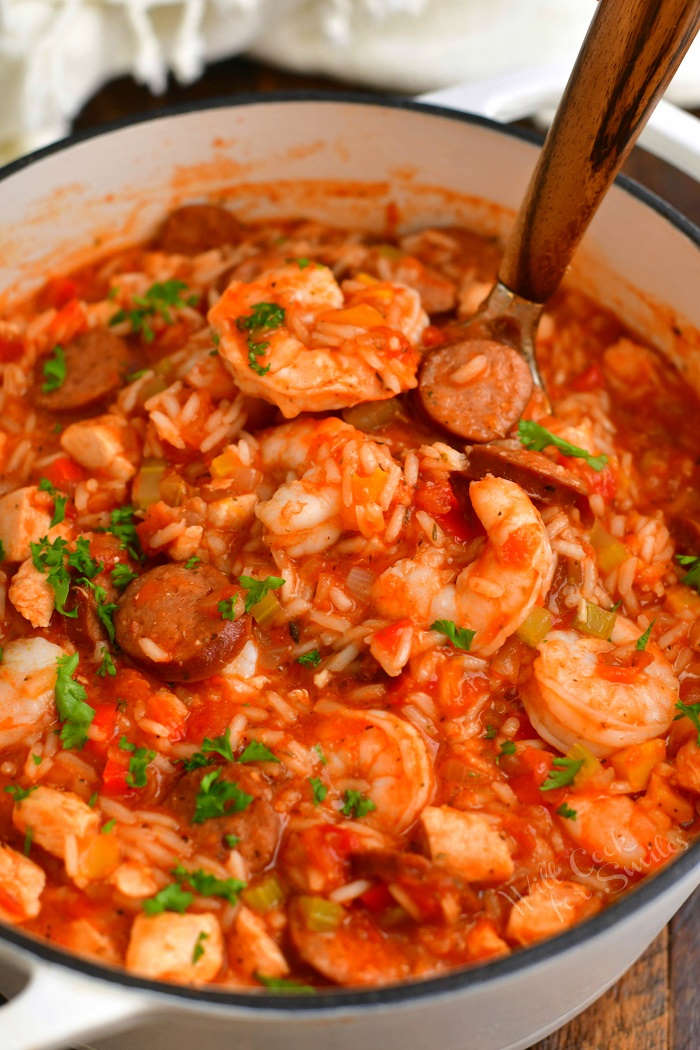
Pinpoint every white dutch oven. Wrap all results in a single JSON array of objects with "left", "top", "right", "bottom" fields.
[{"left": 0, "top": 96, "right": 698, "bottom": 1050}]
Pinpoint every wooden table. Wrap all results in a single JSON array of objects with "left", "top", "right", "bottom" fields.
[{"left": 74, "top": 57, "right": 699, "bottom": 1050}]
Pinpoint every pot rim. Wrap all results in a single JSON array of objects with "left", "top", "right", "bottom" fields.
[{"left": 0, "top": 91, "right": 697, "bottom": 1013}]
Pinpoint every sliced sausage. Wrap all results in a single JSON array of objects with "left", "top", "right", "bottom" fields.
[
  {"left": 463, "top": 440, "right": 588, "bottom": 505},
  {"left": 35, "top": 329, "right": 133, "bottom": 412},
  {"left": 114, "top": 563, "right": 248, "bottom": 681},
  {"left": 418, "top": 338, "right": 533, "bottom": 442},
  {"left": 154, "top": 204, "right": 241, "bottom": 255}
]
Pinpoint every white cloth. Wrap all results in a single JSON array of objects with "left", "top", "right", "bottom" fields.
[{"left": 1, "top": 0, "right": 699, "bottom": 164}]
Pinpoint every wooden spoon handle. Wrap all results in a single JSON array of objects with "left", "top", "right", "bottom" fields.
[{"left": 499, "top": 0, "right": 700, "bottom": 304}]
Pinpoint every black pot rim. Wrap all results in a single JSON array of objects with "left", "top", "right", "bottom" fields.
[{"left": 0, "top": 90, "right": 698, "bottom": 1014}]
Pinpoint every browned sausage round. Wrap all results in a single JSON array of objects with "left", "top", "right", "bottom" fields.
[
  {"left": 463, "top": 440, "right": 589, "bottom": 505},
  {"left": 35, "top": 329, "right": 133, "bottom": 412},
  {"left": 154, "top": 204, "right": 241, "bottom": 255},
  {"left": 114, "top": 563, "right": 248, "bottom": 681},
  {"left": 418, "top": 338, "right": 533, "bottom": 442}
]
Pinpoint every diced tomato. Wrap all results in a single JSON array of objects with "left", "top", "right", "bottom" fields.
[
  {"left": 90, "top": 702, "right": 118, "bottom": 743},
  {"left": 571, "top": 363, "right": 604, "bottom": 392},
  {"left": 415, "top": 478, "right": 457, "bottom": 517},
  {"left": 0, "top": 335, "right": 24, "bottom": 363},
  {"left": 422, "top": 325, "right": 448, "bottom": 349},
  {"left": 287, "top": 824, "right": 355, "bottom": 893},
  {"left": 372, "top": 618, "right": 412, "bottom": 651},
  {"left": 48, "top": 298, "right": 86, "bottom": 344},
  {"left": 385, "top": 201, "right": 400, "bottom": 235},
  {"left": 435, "top": 506, "right": 480, "bottom": 543},
  {"left": 186, "top": 680, "right": 240, "bottom": 742},
  {"left": 44, "top": 456, "right": 86, "bottom": 490},
  {"left": 41, "top": 276, "right": 79, "bottom": 310},
  {"left": 101, "top": 755, "right": 134, "bottom": 797},
  {"left": 508, "top": 748, "right": 554, "bottom": 804},
  {"left": 136, "top": 502, "right": 174, "bottom": 548},
  {"left": 359, "top": 882, "right": 394, "bottom": 913}
]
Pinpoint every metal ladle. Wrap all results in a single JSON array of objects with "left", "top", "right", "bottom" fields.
[{"left": 418, "top": 0, "right": 700, "bottom": 442}]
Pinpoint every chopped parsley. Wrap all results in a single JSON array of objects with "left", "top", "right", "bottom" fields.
[
  {"left": 185, "top": 555, "right": 201, "bottom": 570},
  {"left": 675, "top": 700, "right": 700, "bottom": 747},
  {"left": 218, "top": 595, "right": 243, "bottom": 621},
  {"left": 31, "top": 753, "right": 42, "bottom": 766},
  {"left": 105, "top": 506, "right": 142, "bottom": 560},
  {"left": 238, "top": 740, "right": 279, "bottom": 764},
  {"left": 109, "top": 280, "right": 197, "bottom": 342},
  {"left": 41, "top": 345, "right": 67, "bottom": 393},
  {"left": 23, "top": 826, "right": 34, "bottom": 856},
  {"left": 192, "top": 930, "right": 209, "bottom": 964},
  {"left": 142, "top": 882, "right": 193, "bottom": 916},
  {"left": 238, "top": 574, "right": 285, "bottom": 612},
  {"left": 172, "top": 865, "right": 246, "bottom": 906},
  {"left": 224, "top": 833, "right": 240, "bottom": 849},
  {"left": 483, "top": 725, "right": 497, "bottom": 740},
  {"left": 556, "top": 803, "right": 578, "bottom": 820},
  {"left": 256, "top": 975, "right": 315, "bottom": 994},
  {"left": 499, "top": 740, "right": 517, "bottom": 758},
  {"left": 38, "top": 477, "right": 67, "bottom": 527},
  {"left": 119, "top": 736, "right": 155, "bottom": 788},
  {"left": 88, "top": 792, "right": 98, "bottom": 808},
  {"left": 101, "top": 819, "right": 116, "bottom": 834},
  {"left": 4, "top": 784, "right": 37, "bottom": 803},
  {"left": 125, "top": 368, "right": 148, "bottom": 383},
  {"left": 677, "top": 554, "right": 700, "bottom": 592},
  {"left": 91, "top": 583, "right": 117, "bottom": 643},
  {"left": 297, "top": 649, "right": 321, "bottom": 667},
  {"left": 314, "top": 743, "right": 327, "bottom": 766},
  {"left": 540, "top": 756, "right": 584, "bottom": 791},
  {"left": 236, "top": 302, "right": 285, "bottom": 376},
  {"left": 192, "top": 769, "right": 253, "bottom": 824},
  {"left": 30, "top": 536, "right": 75, "bottom": 617},
  {"left": 295, "top": 258, "right": 311, "bottom": 269},
  {"left": 96, "top": 649, "right": 117, "bottom": 678},
  {"left": 341, "top": 789, "right": 376, "bottom": 819},
  {"left": 430, "top": 619, "right": 475, "bottom": 651},
  {"left": 0, "top": 539, "right": 4, "bottom": 561},
  {"left": 182, "top": 728, "right": 235, "bottom": 771},
  {"left": 518, "top": 420, "right": 608, "bottom": 472},
  {"left": 55, "top": 652, "right": 95, "bottom": 750},
  {"left": 111, "top": 563, "right": 138, "bottom": 591},
  {"left": 68, "top": 537, "right": 101, "bottom": 579},
  {"left": 309, "top": 777, "right": 327, "bottom": 805},
  {"left": 636, "top": 621, "right": 655, "bottom": 651}
]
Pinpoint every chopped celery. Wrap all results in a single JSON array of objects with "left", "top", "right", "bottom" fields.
[
  {"left": 516, "top": 607, "right": 553, "bottom": 647},
  {"left": 342, "top": 399, "right": 402, "bottom": 432},
  {"left": 574, "top": 600, "right": 617, "bottom": 640},
  {"left": 298, "top": 896, "right": 344, "bottom": 932},
  {"left": 250, "top": 591, "right": 281, "bottom": 626},
  {"left": 243, "top": 875, "right": 284, "bottom": 913},
  {"left": 132, "top": 458, "right": 166, "bottom": 509},
  {"left": 566, "top": 742, "right": 602, "bottom": 786},
  {"left": 159, "top": 472, "right": 187, "bottom": 508},
  {"left": 589, "top": 521, "right": 628, "bottom": 573}
]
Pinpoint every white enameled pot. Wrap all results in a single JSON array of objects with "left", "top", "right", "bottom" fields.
[{"left": 0, "top": 96, "right": 698, "bottom": 1050}]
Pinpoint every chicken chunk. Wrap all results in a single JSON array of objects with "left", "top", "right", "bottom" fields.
[
  {"left": 230, "top": 905, "right": 289, "bottom": 979},
  {"left": 12, "top": 786, "right": 99, "bottom": 861},
  {"left": 0, "top": 486, "right": 52, "bottom": 562},
  {"left": 0, "top": 843, "right": 45, "bottom": 922},
  {"left": 675, "top": 740, "right": 700, "bottom": 794},
  {"left": 420, "top": 805, "right": 514, "bottom": 882},
  {"left": 506, "top": 879, "right": 598, "bottom": 946},
  {"left": 126, "top": 912, "right": 223, "bottom": 983},
  {"left": 9, "top": 557, "right": 55, "bottom": 627},
  {"left": 60, "top": 413, "right": 139, "bottom": 481}
]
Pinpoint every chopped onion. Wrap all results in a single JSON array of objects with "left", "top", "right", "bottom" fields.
[{"left": 346, "top": 566, "right": 375, "bottom": 599}]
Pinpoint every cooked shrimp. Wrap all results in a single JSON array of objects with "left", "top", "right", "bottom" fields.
[
  {"left": 523, "top": 628, "right": 679, "bottom": 757},
  {"left": 560, "top": 795, "right": 677, "bottom": 872},
  {"left": 373, "top": 476, "right": 554, "bottom": 655},
  {"left": 0, "top": 637, "right": 64, "bottom": 751},
  {"left": 256, "top": 417, "right": 405, "bottom": 555},
  {"left": 209, "top": 263, "right": 425, "bottom": 417},
  {"left": 289, "top": 899, "right": 410, "bottom": 986},
  {"left": 313, "top": 703, "right": 435, "bottom": 833}
]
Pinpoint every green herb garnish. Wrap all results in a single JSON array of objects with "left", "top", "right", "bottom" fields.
[
  {"left": 192, "top": 769, "right": 253, "bottom": 824},
  {"left": 96, "top": 649, "right": 117, "bottom": 678},
  {"left": 309, "top": 777, "right": 327, "bottom": 805},
  {"left": 109, "top": 280, "right": 196, "bottom": 342},
  {"left": 4, "top": 785, "right": 37, "bottom": 803},
  {"left": 172, "top": 865, "right": 246, "bottom": 906},
  {"left": 41, "top": 345, "right": 66, "bottom": 393},
  {"left": 676, "top": 554, "right": 700, "bottom": 592},
  {"left": 636, "top": 621, "right": 655, "bottom": 651},
  {"left": 238, "top": 740, "right": 279, "bottom": 764},
  {"left": 142, "top": 882, "right": 193, "bottom": 916},
  {"left": 518, "top": 420, "right": 608, "bottom": 472},
  {"left": 55, "top": 652, "right": 95, "bottom": 750},
  {"left": 238, "top": 575, "right": 285, "bottom": 612},
  {"left": 540, "top": 756, "right": 584, "bottom": 791},
  {"left": 111, "top": 563, "right": 138, "bottom": 591},
  {"left": 192, "top": 930, "right": 209, "bottom": 963},
  {"left": 430, "top": 619, "right": 475, "bottom": 651},
  {"left": 38, "top": 477, "right": 67, "bottom": 527},
  {"left": 341, "top": 789, "right": 376, "bottom": 819},
  {"left": 297, "top": 649, "right": 321, "bottom": 667},
  {"left": 556, "top": 803, "right": 578, "bottom": 820},
  {"left": 674, "top": 700, "right": 700, "bottom": 747}
]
